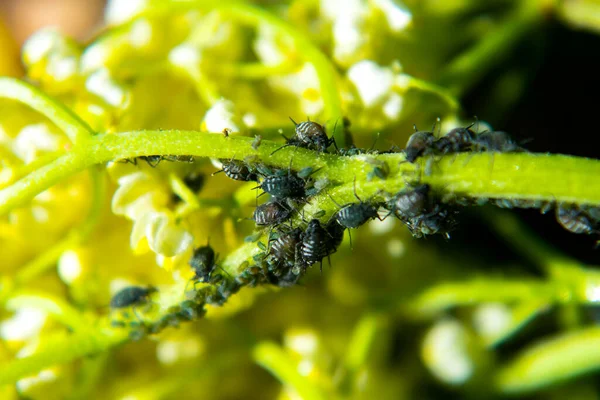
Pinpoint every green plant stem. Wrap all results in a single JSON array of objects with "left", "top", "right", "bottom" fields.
[
  {"left": 253, "top": 341, "right": 328, "bottom": 400},
  {"left": 0, "top": 329, "right": 126, "bottom": 386},
  {"left": 0, "top": 78, "right": 95, "bottom": 142}
]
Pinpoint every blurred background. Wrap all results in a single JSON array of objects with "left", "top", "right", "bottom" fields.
[{"left": 3, "top": 0, "right": 600, "bottom": 399}]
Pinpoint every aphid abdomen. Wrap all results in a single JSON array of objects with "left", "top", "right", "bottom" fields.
[
  {"left": 556, "top": 205, "right": 596, "bottom": 235},
  {"left": 336, "top": 203, "right": 379, "bottom": 228},
  {"left": 110, "top": 286, "right": 155, "bottom": 308},
  {"left": 435, "top": 127, "right": 475, "bottom": 153},
  {"left": 473, "top": 131, "right": 523, "bottom": 152},
  {"left": 404, "top": 131, "right": 436, "bottom": 163},
  {"left": 300, "top": 219, "right": 330, "bottom": 265},
  {"left": 253, "top": 201, "right": 292, "bottom": 226},
  {"left": 391, "top": 184, "right": 431, "bottom": 220},
  {"left": 189, "top": 245, "right": 216, "bottom": 282},
  {"left": 221, "top": 160, "right": 258, "bottom": 181},
  {"left": 261, "top": 175, "right": 306, "bottom": 198}
]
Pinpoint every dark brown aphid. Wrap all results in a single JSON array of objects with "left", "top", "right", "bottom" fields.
[
  {"left": 189, "top": 244, "right": 217, "bottom": 283},
  {"left": 325, "top": 219, "right": 345, "bottom": 254},
  {"left": 434, "top": 125, "right": 476, "bottom": 154},
  {"left": 268, "top": 227, "right": 304, "bottom": 269},
  {"left": 214, "top": 159, "right": 258, "bottom": 182},
  {"left": 272, "top": 118, "right": 336, "bottom": 154},
  {"left": 556, "top": 205, "right": 597, "bottom": 235},
  {"left": 253, "top": 201, "right": 292, "bottom": 226},
  {"left": 110, "top": 286, "right": 157, "bottom": 309},
  {"left": 403, "top": 129, "right": 436, "bottom": 163},
  {"left": 472, "top": 131, "right": 523, "bottom": 152},
  {"left": 291, "top": 117, "right": 336, "bottom": 152},
  {"left": 388, "top": 184, "right": 431, "bottom": 220}
]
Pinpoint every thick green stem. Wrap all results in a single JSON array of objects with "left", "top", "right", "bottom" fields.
[{"left": 0, "top": 78, "right": 95, "bottom": 142}]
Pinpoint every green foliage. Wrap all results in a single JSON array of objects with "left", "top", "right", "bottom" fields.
[{"left": 2, "top": 0, "right": 600, "bottom": 399}]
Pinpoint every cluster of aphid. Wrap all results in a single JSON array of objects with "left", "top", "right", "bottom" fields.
[{"left": 109, "top": 118, "right": 600, "bottom": 338}]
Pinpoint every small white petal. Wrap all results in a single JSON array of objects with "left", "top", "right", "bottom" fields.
[
  {"left": 372, "top": 0, "right": 413, "bottom": 32},
  {"left": 86, "top": 69, "right": 128, "bottom": 107},
  {"left": 203, "top": 99, "right": 241, "bottom": 133},
  {"left": 58, "top": 250, "right": 83, "bottom": 284},
  {"left": 348, "top": 60, "right": 394, "bottom": 107},
  {"left": 0, "top": 308, "right": 47, "bottom": 341},
  {"left": 105, "top": 0, "right": 148, "bottom": 25}
]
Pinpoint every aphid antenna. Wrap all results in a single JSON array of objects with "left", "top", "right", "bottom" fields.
[
  {"left": 352, "top": 177, "right": 363, "bottom": 203},
  {"left": 433, "top": 117, "right": 441, "bottom": 139},
  {"left": 289, "top": 116, "right": 299, "bottom": 126},
  {"left": 328, "top": 193, "right": 343, "bottom": 209}
]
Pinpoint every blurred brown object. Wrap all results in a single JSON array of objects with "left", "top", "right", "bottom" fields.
[
  {"left": 0, "top": 15, "right": 22, "bottom": 76},
  {"left": 0, "top": 0, "right": 106, "bottom": 44}
]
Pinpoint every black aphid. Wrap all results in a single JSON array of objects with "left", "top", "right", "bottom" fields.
[
  {"left": 325, "top": 219, "right": 345, "bottom": 254},
  {"left": 556, "top": 205, "right": 597, "bottom": 235},
  {"left": 214, "top": 159, "right": 258, "bottom": 182},
  {"left": 189, "top": 244, "right": 217, "bottom": 283},
  {"left": 403, "top": 127, "right": 436, "bottom": 163},
  {"left": 253, "top": 201, "right": 293, "bottom": 226},
  {"left": 258, "top": 171, "right": 307, "bottom": 199},
  {"left": 300, "top": 219, "right": 333, "bottom": 271},
  {"left": 331, "top": 181, "right": 381, "bottom": 229},
  {"left": 387, "top": 184, "right": 457, "bottom": 239},
  {"left": 434, "top": 125, "right": 476, "bottom": 154},
  {"left": 110, "top": 286, "right": 157, "bottom": 314},
  {"left": 268, "top": 227, "right": 303, "bottom": 269},
  {"left": 472, "top": 131, "right": 524, "bottom": 152}
]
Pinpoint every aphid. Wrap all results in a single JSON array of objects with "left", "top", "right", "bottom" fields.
[
  {"left": 556, "top": 204, "right": 597, "bottom": 235},
  {"left": 272, "top": 118, "right": 336, "bottom": 154},
  {"left": 223, "top": 128, "right": 231, "bottom": 137},
  {"left": 267, "top": 269, "right": 302, "bottom": 287},
  {"left": 325, "top": 219, "right": 345, "bottom": 254},
  {"left": 407, "top": 207, "right": 457, "bottom": 239},
  {"left": 110, "top": 286, "right": 157, "bottom": 309},
  {"left": 214, "top": 159, "right": 258, "bottom": 182},
  {"left": 253, "top": 201, "right": 293, "bottom": 226},
  {"left": 290, "top": 117, "right": 337, "bottom": 152},
  {"left": 258, "top": 170, "right": 307, "bottom": 199},
  {"left": 330, "top": 181, "right": 381, "bottom": 229},
  {"left": 189, "top": 244, "right": 217, "bottom": 283},
  {"left": 252, "top": 135, "right": 263, "bottom": 150},
  {"left": 403, "top": 128, "right": 436, "bottom": 163},
  {"left": 434, "top": 124, "right": 476, "bottom": 154},
  {"left": 472, "top": 131, "right": 523, "bottom": 152},
  {"left": 388, "top": 184, "right": 431, "bottom": 220},
  {"left": 366, "top": 158, "right": 389, "bottom": 180},
  {"left": 176, "top": 300, "right": 205, "bottom": 321},
  {"left": 268, "top": 227, "right": 303, "bottom": 269},
  {"left": 299, "top": 219, "right": 333, "bottom": 271},
  {"left": 139, "top": 155, "right": 163, "bottom": 167}
]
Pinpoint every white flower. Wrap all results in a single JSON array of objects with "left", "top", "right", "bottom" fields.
[
  {"left": 371, "top": 0, "right": 413, "bottom": 33},
  {"left": 202, "top": 98, "right": 243, "bottom": 133},
  {"left": 12, "top": 124, "right": 62, "bottom": 163},
  {"left": 422, "top": 319, "right": 474, "bottom": 385},
  {"left": 321, "top": 0, "right": 369, "bottom": 66},
  {"left": 85, "top": 69, "right": 129, "bottom": 107},
  {"left": 105, "top": 0, "right": 149, "bottom": 25},
  {"left": 347, "top": 60, "right": 395, "bottom": 107}
]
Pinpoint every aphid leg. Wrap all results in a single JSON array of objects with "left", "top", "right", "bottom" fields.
[
  {"left": 146, "top": 157, "right": 162, "bottom": 168},
  {"left": 328, "top": 193, "right": 343, "bottom": 209},
  {"left": 348, "top": 229, "right": 353, "bottom": 250},
  {"left": 271, "top": 143, "right": 293, "bottom": 156}
]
